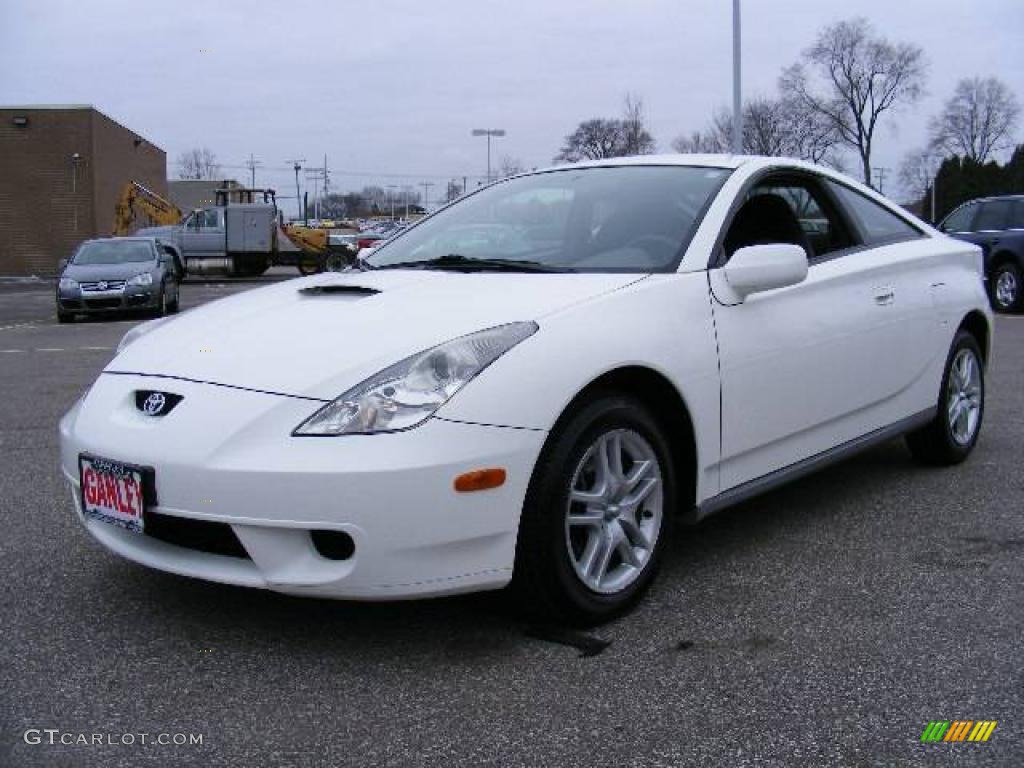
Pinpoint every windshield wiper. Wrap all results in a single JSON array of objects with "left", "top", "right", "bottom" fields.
[{"left": 374, "top": 254, "right": 573, "bottom": 273}]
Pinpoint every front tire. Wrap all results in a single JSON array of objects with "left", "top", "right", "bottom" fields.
[
  {"left": 906, "top": 330, "right": 984, "bottom": 465},
  {"left": 512, "top": 394, "right": 675, "bottom": 626},
  {"left": 989, "top": 262, "right": 1021, "bottom": 313}
]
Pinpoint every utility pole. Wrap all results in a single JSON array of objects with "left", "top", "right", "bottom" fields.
[
  {"left": 287, "top": 159, "right": 305, "bottom": 221},
  {"left": 245, "top": 153, "right": 262, "bottom": 188},
  {"left": 420, "top": 181, "right": 433, "bottom": 210},
  {"left": 873, "top": 167, "right": 889, "bottom": 194},
  {"left": 732, "top": 0, "right": 743, "bottom": 154}
]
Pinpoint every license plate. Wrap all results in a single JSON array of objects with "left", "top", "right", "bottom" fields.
[{"left": 79, "top": 455, "right": 153, "bottom": 533}]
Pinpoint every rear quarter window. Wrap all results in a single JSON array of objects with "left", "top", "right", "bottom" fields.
[{"left": 826, "top": 180, "right": 923, "bottom": 246}]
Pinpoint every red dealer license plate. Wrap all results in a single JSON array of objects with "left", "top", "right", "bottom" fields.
[{"left": 79, "top": 455, "right": 153, "bottom": 533}]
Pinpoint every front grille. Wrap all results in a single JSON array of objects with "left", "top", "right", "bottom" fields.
[
  {"left": 84, "top": 298, "right": 123, "bottom": 309},
  {"left": 144, "top": 511, "right": 249, "bottom": 559},
  {"left": 80, "top": 280, "right": 126, "bottom": 292}
]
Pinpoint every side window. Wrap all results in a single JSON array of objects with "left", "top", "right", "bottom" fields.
[
  {"left": 941, "top": 202, "right": 978, "bottom": 233},
  {"left": 1010, "top": 200, "right": 1024, "bottom": 230},
  {"left": 726, "top": 178, "right": 852, "bottom": 260},
  {"left": 826, "top": 180, "right": 922, "bottom": 245},
  {"left": 200, "top": 209, "right": 223, "bottom": 231},
  {"left": 973, "top": 200, "right": 1012, "bottom": 232},
  {"left": 183, "top": 212, "right": 199, "bottom": 232}
]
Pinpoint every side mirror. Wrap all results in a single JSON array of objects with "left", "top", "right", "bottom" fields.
[
  {"left": 724, "top": 243, "right": 808, "bottom": 300},
  {"left": 58, "top": 258, "right": 68, "bottom": 271}
]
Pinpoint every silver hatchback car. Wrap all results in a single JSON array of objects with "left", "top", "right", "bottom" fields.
[{"left": 56, "top": 238, "right": 181, "bottom": 323}]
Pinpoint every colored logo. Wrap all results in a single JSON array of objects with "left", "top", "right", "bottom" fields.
[{"left": 921, "top": 721, "right": 997, "bottom": 742}]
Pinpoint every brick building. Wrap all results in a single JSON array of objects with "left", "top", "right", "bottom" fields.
[{"left": 0, "top": 105, "right": 166, "bottom": 276}]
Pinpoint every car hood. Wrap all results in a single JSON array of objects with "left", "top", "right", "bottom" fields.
[
  {"left": 64, "top": 262, "right": 156, "bottom": 281},
  {"left": 107, "top": 269, "right": 644, "bottom": 400}
]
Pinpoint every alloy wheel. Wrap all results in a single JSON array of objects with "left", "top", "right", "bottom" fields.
[
  {"left": 564, "top": 428, "right": 663, "bottom": 594},
  {"left": 995, "top": 269, "right": 1018, "bottom": 309},
  {"left": 947, "top": 347, "right": 982, "bottom": 446}
]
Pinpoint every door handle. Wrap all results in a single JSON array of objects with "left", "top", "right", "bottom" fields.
[{"left": 873, "top": 287, "right": 895, "bottom": 305}]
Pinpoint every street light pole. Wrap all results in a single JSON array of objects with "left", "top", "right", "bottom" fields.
[
  {"left": 472, "top": 129, "right": 506, "bottom": 184},
  {"left": 732, "top": 0, "right": 742, "bottom": 154}
]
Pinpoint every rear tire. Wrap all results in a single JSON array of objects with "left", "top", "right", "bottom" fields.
[
  {"left": 989, "top": 262, "right": 1021, "bottom": 313},
  {"left": 906, "top": 330, "right": 984, "bottom": 465},
  {"left": 512, "top": 394, "right": 675, "bottom": 626},
  {"left": 297, "top": 256, "right": 323, "bottom": 276}
]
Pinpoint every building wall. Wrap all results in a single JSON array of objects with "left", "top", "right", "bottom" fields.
[
  {"left": 0, "top": 106, "right": 165, "bottom": 276},
  {"left": 168, "top": 179, "right": 240, "bottom": 214},
  {"left": 91, "top": 110, "right": 166, "bottom": 237}
]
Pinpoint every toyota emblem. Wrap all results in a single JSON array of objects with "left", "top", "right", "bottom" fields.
[
  {"left": 97, "top": 281, "right": 108, "bottom": 290},
  {"left": 142, "top": 392, "right": 166, "bottom": 415}
]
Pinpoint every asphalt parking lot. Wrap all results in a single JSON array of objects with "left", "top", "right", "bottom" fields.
[{"left": 1, "top": 275, "right": 1021, "bottom": 767}]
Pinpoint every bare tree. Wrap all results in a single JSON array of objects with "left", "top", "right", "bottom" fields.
[
  {"left": 621, "top": 93, "right": 657, "bottom": 156},
  {"left": 780, "top": 18, "right": 927, "bottom": 185},
  {"left": 554, "top": 119, "right": 626, "bottom": 163},
  {"left": 929, "top": 77, "right": 1020, "bottom": 163},
  {"left": 898, "top": 147, "right": 942, "bottom": 204},
  {"left": 176, "top": 147, "right": 221, "bottom": 180},
  {"left": 498, "top": 156, "right": 527, "bottom": 178},
  {"left": 671, "top": 129, "right": 723, "bottom": 154},
  {"left": 672, "top": 97, "right": 840, "bottom": 164}
]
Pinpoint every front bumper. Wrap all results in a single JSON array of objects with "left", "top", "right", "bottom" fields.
[
  {"left": 59, "top": 373, "right": 547, "bottom": 599},
  {"left": 58, "top": 287, "right": 156, "bottom": 313}
]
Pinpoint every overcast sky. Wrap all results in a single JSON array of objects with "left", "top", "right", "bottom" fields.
[{"left": 2, "top": 0, "right": 1022, "bottom": 211}]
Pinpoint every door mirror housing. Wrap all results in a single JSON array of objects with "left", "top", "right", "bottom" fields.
[
  {"left": 58, "top": 258, "right": 68, "bottom": 272},
  {"left": 724, "top": 244, "right": 808, "bottom": 300}
]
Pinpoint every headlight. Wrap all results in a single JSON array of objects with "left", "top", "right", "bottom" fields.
[
  {"left": 58, "top": 277, "right": 78, "bottom": 291},
  {"left": 116, "top": 315, "right": 173, "bottom": 353},
  {"left": 128, "top": 272, "right": 153, "bottom": 286},
  {"left": 294, "top": 322, "right": 538, "bottom": 436}
]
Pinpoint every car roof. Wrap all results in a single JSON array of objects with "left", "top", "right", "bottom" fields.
[{"left": 531, "top": 153, "right": 840, "bottom": 173}]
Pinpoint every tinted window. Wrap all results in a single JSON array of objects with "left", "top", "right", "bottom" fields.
[
  {"left": 367, "top": 166, "right": 732, "bottom": 273},
  {"left": 974, "top": 200, "right": 1012, "bottom": 231},
  {"left": 73, "top": 241, "right": 154, "bottom": 265},
  {"left": 1011, "top": 201, "right": 1024, "bottom": 230},
  {"left": 827, "top": 181, "right": 921, "bottom": 245},
  {"left": 942, "top": 203, "right": 978, "bottom": 232}
]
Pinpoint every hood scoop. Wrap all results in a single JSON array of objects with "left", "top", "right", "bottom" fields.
[{"left": 299, "top": 284, "right": 380, "bottom": 297}]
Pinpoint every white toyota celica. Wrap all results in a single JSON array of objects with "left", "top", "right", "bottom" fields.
[{"left": 60, "top": 155, "right": 991, "bottom": 624}]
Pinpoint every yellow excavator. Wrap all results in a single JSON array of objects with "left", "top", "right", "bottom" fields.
[{"left": 111, "top": 181, "right": 354, "bottom": 277}]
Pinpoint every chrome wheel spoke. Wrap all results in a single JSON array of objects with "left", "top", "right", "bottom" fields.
[
  {"left": 621, "top": 476, "right": 658, "bottom": 508},
  {"left": 618, "top": 511, "right": 651, "bottom": 551},
  {"left": 567, "top": 510, "right": 604, "bottom": 528}
]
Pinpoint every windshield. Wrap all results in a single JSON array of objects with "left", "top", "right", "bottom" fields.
[
  {"left": 73, "top": 241, "right": 154, "bottom": 265},
  {"left": 366, "top": 165, "right": 731, "bottom": 273}
]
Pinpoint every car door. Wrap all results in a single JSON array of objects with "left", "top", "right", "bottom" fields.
[
  {"left": 180, "top": 208, "right": 226, "bottom": 258},
  {"left": 708, "top": 172, "right": 935, "bottom": 491}
]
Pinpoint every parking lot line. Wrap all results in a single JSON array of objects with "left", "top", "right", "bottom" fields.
[{"left": 0, "top": 346, "right": 113, "bottom": 353}]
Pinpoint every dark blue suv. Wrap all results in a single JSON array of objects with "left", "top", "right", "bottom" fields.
[{"left": 940, "top": 195, "right": 1024, "bottom": 313}]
